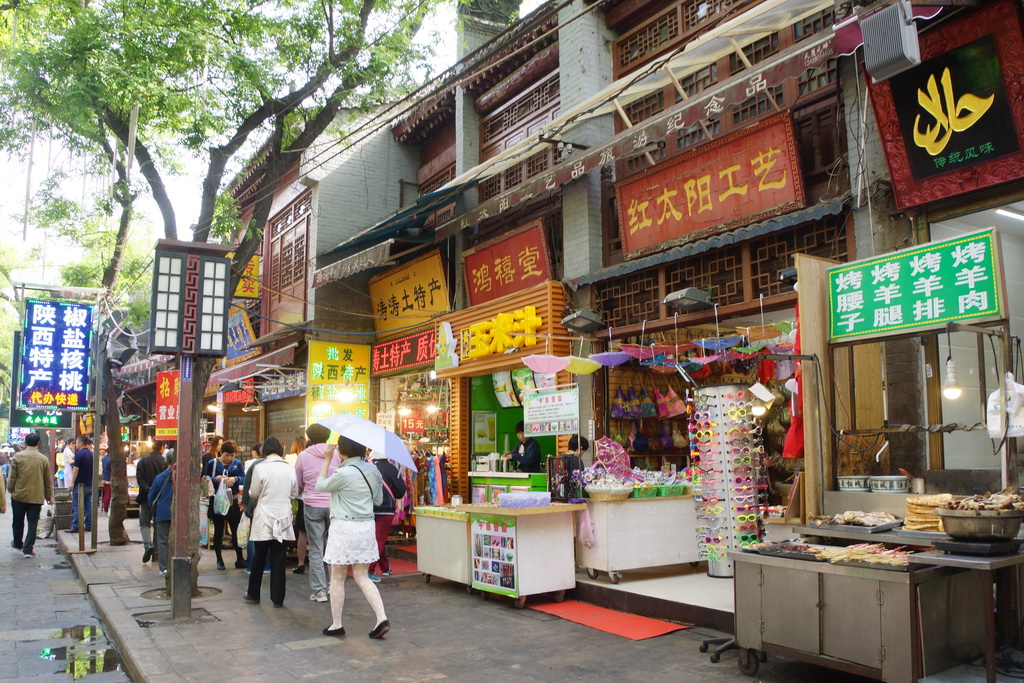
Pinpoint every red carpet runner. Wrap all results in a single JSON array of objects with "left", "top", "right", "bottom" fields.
[{"left": 527, "top": 600, "right": 689, "bottom": 640}]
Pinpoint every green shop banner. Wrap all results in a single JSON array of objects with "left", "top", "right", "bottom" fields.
[
  {"left": 828, "top": 229, "right": 1003, "bottom": 341},
  {"left": 522, "top": 385, "right": 580, "bottom": 436},
  {"left": 471, "top": 514, "right": 518, "bottom": 597}
]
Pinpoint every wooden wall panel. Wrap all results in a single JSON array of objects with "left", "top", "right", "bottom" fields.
[{"left": 449, "top": 376, "right": 470, "bottom": 499}]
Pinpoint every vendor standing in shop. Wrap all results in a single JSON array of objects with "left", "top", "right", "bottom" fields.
[{"left": 502, "top": 421, "right": 541, "bottom": 473}]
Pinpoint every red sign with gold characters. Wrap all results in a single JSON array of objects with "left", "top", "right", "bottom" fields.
[
  {"left": 464, "top": 221, "right": 552, "bottom": 306},
  {"left": 371, "top": 328, "right": 437, "bottom": 377},
  {"left": 155, "top": 370, "right": 180, "bottom": 439},
  {"left": 399, "top": 412, "right": 426, "bottom": 435},
  {"left": 616, "top": 114, "right": 804, "bottom": 259}
]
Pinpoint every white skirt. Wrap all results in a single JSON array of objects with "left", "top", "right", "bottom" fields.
[{"left": 323, "top": 518, "right": 379, "bottom": 566}]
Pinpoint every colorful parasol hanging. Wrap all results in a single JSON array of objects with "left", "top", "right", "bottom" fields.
[
  {"left": 521, "top": 355, "right": 571, "bottom": 374},
  {"left": 589, "top": 351, "right": 631, "bottom": 366},
  {"left": 566, "top": 356, "right": 602, "bottom": 375},
  {"left": 619, "top": 343, "right": 655, "bottom": 360},
  {"left": 692, "top": 336, "right": 743, "bottom": 351}
]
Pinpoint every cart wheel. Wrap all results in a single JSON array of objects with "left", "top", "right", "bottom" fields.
[
  {"left": 699, "top": 643, "right": 709, "bottom": 653},
  {"left": 553, "top": 591, "right": 565, "bottom": 603},
  {"left": 737, "top": 648, "right": 760, "bottom": 676},
  {"left": 481, "top": 591, "right": 488, "bottom": 601},
  {"left": 466, "top": 584, "right": 473, "bottom": 593},
  {"left": 586, "top": 568, "right": 598, "bottom": 580},
  {"left": 424, "top": 574, "right": 431, "bottom": 583},
  {"left": 609, "top": 572, "right": 621, "bottom": 584},
  {"left": 709, "top": 653, "right": 721, "bottom": 663},
  {"left": 514, "top": 596, "right": 527, "bottom": 609}
]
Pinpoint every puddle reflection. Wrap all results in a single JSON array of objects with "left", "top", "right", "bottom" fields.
[{"left": 42, "top": 625, "right": 123, "bottom": 678}]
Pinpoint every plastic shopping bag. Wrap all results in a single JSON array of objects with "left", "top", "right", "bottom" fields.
[
  {"left": 235, "top": 513, "right": 250, "bottom": 546},
  {"left": 213, "top": 480, "right": 231, "bottom": 516}
]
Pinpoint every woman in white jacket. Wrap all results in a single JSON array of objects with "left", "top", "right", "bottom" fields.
[{"left": 244, "top": 436, "right": 297, "bottom": 607}]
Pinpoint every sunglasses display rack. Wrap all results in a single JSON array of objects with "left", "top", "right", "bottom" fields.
[{"left": 690, "top": 384, "right": 766, "bottom": 578}]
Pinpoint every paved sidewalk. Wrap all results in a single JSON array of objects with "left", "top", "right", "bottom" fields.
[
  {"left": 0, "top": 506, "right": 127, "bottom": 681},
  {"left": 57, "top": 517, "right": 881, "bottom": 682}
]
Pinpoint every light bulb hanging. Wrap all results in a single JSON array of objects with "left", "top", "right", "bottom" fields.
[{"left": 942, "top": 328, "right": 962, "bottom": 400}]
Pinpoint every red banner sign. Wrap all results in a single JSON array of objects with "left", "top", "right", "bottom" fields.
[
  {"left": 399, "top": 413, "right": 426, "bottom": 434},
  {"left": 464, "top": 221, "right": 552, "bottom": 305},
  {"left": 371, "top": 328, "right": 437, "bottom": 376},
  {"left": 222, "top": 378, "right": 256, "bottom": 404},
  {"left": 616, "top": 114, "right": 804, "bottom": 259},
  {"left": 155, "top": 370, "right": 179, "bottom": 439}
]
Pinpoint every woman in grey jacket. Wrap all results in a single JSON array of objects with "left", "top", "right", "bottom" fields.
[{"left": 316, "top": 435, "right": 389, "bottom": 639}]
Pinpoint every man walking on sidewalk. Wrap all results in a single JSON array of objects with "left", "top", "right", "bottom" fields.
[
  {"left": 8, "top": 433, "right": 52, "bottom": 557},
  {"left": 136, "top": 441, "right": 168, "bottom": 563},
  {"left": 293, "top": 423, "right": 340, "bottom": 603},
  {"left": 69, "top": 436, "right": 94, "bottom": 533},
  {"left": 148, "top": 449, "right": 176, "bottom": 576}
]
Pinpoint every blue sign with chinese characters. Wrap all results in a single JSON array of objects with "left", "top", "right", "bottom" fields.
[{"left": 19, "top": 299, "right": 94, "bottom": 411}]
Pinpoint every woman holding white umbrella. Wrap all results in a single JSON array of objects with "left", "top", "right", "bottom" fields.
[{"left": 316, "top": 433, "right": 390, "bottom": 639}]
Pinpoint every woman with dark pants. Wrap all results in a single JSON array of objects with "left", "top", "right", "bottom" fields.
[
  {"left": 244, "top": 436, "right": 297, "bottom": 606},
  {"left": 367, "top": 450, "right": 407, "bottom": 582},
  {"left": 203, "top": 440, "right": 246, "bottom": 570}
]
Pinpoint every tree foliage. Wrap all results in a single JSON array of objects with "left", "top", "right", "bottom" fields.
[{"left": 2, "top": 0, "right": 442, "bottom": 587}]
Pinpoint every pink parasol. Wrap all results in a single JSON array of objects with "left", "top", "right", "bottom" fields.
[
  {"left": 522, "top": 355, "right": 571, "bottom": 374},
  {"left": 619, "top": 343, "right": 654, "bottom": 360}
]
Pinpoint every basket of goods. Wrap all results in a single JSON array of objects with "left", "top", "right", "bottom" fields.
[
  {"left": 585, "top": 484, "right": 634, "bottom": 501},
  {"left": 935, "top": 489, "right": 1024, "bottom": 541},
  {"left": 630, "top": 485, "right": 659, "bottom": 498}
]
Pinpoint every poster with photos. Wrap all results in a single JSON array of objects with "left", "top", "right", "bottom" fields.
[{"left": 471, "top": 514, "right": 518, "bottom": 597}]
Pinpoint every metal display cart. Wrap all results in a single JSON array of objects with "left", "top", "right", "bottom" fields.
[{"left": 413, "top": 506, "right": 472, "bottom": 586}]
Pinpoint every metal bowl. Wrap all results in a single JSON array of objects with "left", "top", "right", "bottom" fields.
[{"left": 935, "top": 508, "right": 1024, "bottom": 541}]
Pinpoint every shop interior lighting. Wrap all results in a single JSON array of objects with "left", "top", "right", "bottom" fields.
[
  {"left": 748, "top": 382, "right": 776, "bottom": 416},
  {"left": 995, "top": 208, "right": 1024, "bottom": 222},
  {"left": 942, "top": 328, "right": 962, "bottom": 400},
  {"left": 206, "top": 403, "right": 221, "bottom": 412},
  {"left": 426, "top": 404, "right": 439, "bottom": 414},
  {"left": 398, "top": 406, "right": 412, "bottom": 416},
  {"left": 428, "top": 370, "right": 438, "bottom": 381}
]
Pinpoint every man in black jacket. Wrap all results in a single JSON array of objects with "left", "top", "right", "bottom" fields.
[
  {"left": 136, "top": 441, "right": 168, "bottom": 564},
  {"left": 367, "top": 450, "right": 407, "bottom": 582}
]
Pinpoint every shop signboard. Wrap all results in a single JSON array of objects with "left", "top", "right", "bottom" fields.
[
  {"left": 307, "top": 341, "right": 371, "bottom": 425},
  {"left": 233, "top": 255, "right": 260, "bottom": 299},
  {"left": 221, "top": 378, "right": 255, "bottom": 404},
  {"left": 226, "top": 307, "right": 259, "bottom": 366},
  {"left": 18, "top": 299, "right": 94, "bottom": 411},
  {"left": 463, "top": 221, "right": 552, "bottom": 306},
  {"left": 471, "top": 514, "right": 518, "bottom": 597},
  {"left": 827, "top": 229, "right": 1003, "bottom": 341},
  {"left": 615, "top": 114, "right": 804, "bottom": 259},
  {"left": 370, "top": 328, "right": 437, "bottom": 377},
  {"left": 155, "top": 370, "right": 180, "bottom": 438},
  {"left": 259, "top": 369, "right": 305, "bottom": 401},
  {"left": 868, "top": 0, "right": 1024, "bottom": 209},
  {"left": 461, "top": 306, "right": 543, "bottom": 360},
  {"left": 368, "top": 251, "right": 449, "bottom": 336},
  {"left": 473, "top": 411, "right": 497, "bottom": 453},
  {"left": 522, "top": 385, "right": 580, "bottom": 436},
  {"left": 399, "top": 412, "right": 426, "bottom": 435},
  {"left": 434, "top": 322, "right": 459, "bottom": 371},
  {"left": 8, "top": 330, "right": 72, "bottom": 429},
  {"left": 376, "top": 410, "right": 396, "bottom": 431}
]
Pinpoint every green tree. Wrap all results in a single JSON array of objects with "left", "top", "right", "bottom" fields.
[{"left": 2, "top": 0, "right": 439, "bottom": 593}]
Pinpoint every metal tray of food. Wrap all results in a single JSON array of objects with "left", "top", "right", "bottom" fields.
[
  {"left": 756, "top": 544, "right": 826, "bottom": 562},
  {"left": 813, "top": 519, "right": 903, "bottom": 534},
  {"left": 895, "top": 528, "right": 948, "bottom": 539},
  {"left": 830, "top": 558, "right": 910, "bottom": 572}
]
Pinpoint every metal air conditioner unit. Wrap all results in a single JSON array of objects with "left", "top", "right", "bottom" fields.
[{"left": 862, "top": 0, "right": 921, "bottom": 83}]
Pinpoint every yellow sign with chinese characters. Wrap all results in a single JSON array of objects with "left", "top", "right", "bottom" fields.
[
  {"left": 460, "top": 306, "right": 543, "bottom": 359},
  {"left": 307, "top": 341, "right": 371, "bottom": 426},
  {"left": 368, "top": 251, "right": 449, "bottom": 337},
  {"left": 234, "top": 256, "right": 260, "bottom": 299}
]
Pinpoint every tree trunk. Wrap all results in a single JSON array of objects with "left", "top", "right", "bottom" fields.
[{"left": 103, "top": 360, "right": 130, "bottom": 545}]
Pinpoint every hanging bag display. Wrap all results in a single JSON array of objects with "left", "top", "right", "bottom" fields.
[
  {"left": 610, "top": 387, "right": 628, "bottom": 419},
  {"left": 639, "top": 386, "right": 658, "bottom": 419},
  {"left": 628, "top": 421, "right": 648, "bottom": 454},
  {"left": 652, "top": 387, "right": 670, "bottom": 419},
  {"left": 662, "top": 386, "right": 688, "bottom": 418},
  {"left": 624, "top": 386, "right": 643, "bottom": 420}
]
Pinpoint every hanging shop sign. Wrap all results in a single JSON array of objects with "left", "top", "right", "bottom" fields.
[
  {"left": 259, "top": 369, "right": 305, "bottom": 402},
  {"left": 399, "top": 412, "right": 426, "bottom": 435},
  {"left": 463, "top": 306, "right": 543, "bottom": 360},
  {"left": 221, "top": 378, "right": 256, "bottom": 404},
  {"left": 868, "top": 0, "right": 1024, "bottom": 209},
  {"left": 9, "top": 330, "right": 73, "bottom": 429},
  {"left": 616, "top": 114, "right": 805, "bottom": 259},
  {"left": 234, "top": 256, "right": 260, "bottom": 299},
  {"left": 368, "top": 251, "right": 449, "bottom": 336},
  {"left": 436, "top": 34, "right": 833, "bottom": 241},
  {"left": 827, "top": 228, "right": 1003, "bottom": 341},
  {"left": 307, "top": 341, "right": 371, "bottom": 425},
  {"left": 18, "top": 299, "right": 94, "bottom": 411},
  {"left": 435, "top": 322, "right": 460, "bottom": 371},
  {"left": 376, "top": 410, "right": 396, "bottom": 431},
  {"left": 464, "top": 221, "right": 552, "bottom": 306},
  {"left": 522, "top": 386, "right": 580, "bottom": 437},
  {"left": 371, "top": 328, "right": 437, "bottom": 377},
  {"left": 155, "top": 370, "right": 180, "bottom": 438},
  {"left": 226, "top": 307, "right": 259, "bottom": 366}
]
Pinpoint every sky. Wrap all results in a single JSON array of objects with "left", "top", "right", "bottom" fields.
[{"left": 0, "top": 0, "right": 545, "bottom": 287}]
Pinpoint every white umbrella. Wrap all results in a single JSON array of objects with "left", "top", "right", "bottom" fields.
[
  {"left": 315, "top": 413, "right": 418, "bottom": 472},
  {"left": 0, "top": 444, "right": 14, "bottom": 454}
]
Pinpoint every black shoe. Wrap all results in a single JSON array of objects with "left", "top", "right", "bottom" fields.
[
  {"left": 216, "top": 560, "right": 226, "bottom": 571},
  {"left": 292, "top": 564, "right": 306, "bottom": 574},
  {"left": 142, "top": 547, "right": 153, "bottom": 563},
  {"left": 242, "top": 593, "right": 260, "bottom": 603},
  {"left": 272, "top": 602, "right": 284, "bottom": 608},
  {"left": 323, "top": 626, "right": 346, "bottom": 637},
  {"left": 234, "top": 559, "right": 246, "bottom": 569},
  {"left": 10, "top": 540, "right": 22, "bottom": 550},
  {"left": 368, "top": 620, "right": 390, "bottom": 639}
]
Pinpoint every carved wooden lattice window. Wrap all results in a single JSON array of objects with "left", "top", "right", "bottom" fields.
[
  {"left": 624, "top": 92, "right": 666, "bottom": 125},
  {"left": 794, "top": 8, "right": 836, "bottom": 40},
  {"left": 679, "top": 64, "right": 718, "bottom": 98},
  {"left": 420, "top": 165, "right": 456, "bottom": 196},
  {"left": 266, "top": 191, "right": 311, "bottom": 324},
  {"left": 617, "top": 7, "right": 681, "bottom": 72},
  {"left": 676, "top": 119, "right": 721, "bottom": 151},
  {"left": 480, "top": 148, "right": 555, "bottom": 201},
  {"left": 682, "top": 0, "right": 737, "bottom": 31},
  {"left": 732, "top": 86, "right": 784, "bottom": 125},
  {"left": 750, "top": 218, "right": 848, "bottom": 298},
  {"left": 480, "top": 73, "right": 560, "bottom": 148},
  {"left": 664, "top": 245, "right": 745, "bottom": 307},
  {"left": 799, "top": 59, "right": 838, "bottom": 96},
  {"left": 595, "top": 268, "right": 661, "bottom": 330},
  {"left": 729, "top": 33, "right": 781, "bottom": 74}
]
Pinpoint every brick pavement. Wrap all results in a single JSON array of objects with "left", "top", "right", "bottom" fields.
[{"left": 38, "top": 514, "right": 884, "bottom": 682}]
